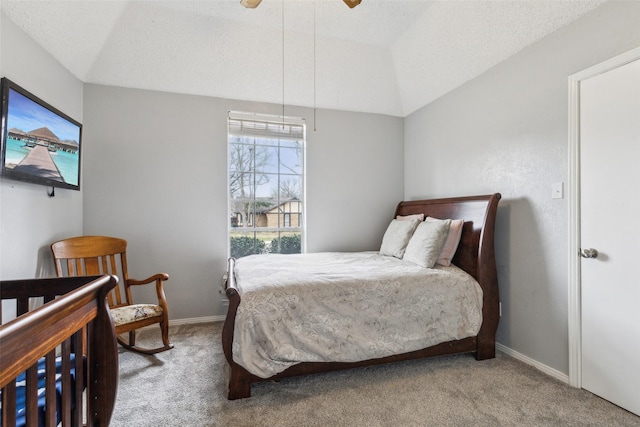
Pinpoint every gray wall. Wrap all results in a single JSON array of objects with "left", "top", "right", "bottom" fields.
[
  {"left": 0, "top": 14, "right": 84, "bottom": 321},
  {"left": 82, "top": 84, "right": 404, "bottom": 320},
  {"left": 5, "top": 0, "right": 639, "bottom": 378},
  {"left": 404, "top": 1, "right": 640, "bottom": 375}
]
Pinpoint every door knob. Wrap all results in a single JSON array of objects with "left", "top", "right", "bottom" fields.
[{"left": 580, "top": 248, "right": 599, "bottom": 259}]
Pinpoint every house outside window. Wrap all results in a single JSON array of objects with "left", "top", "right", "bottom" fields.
[{"left": 228, "top": 111, "right": 305, "bottom": 259}]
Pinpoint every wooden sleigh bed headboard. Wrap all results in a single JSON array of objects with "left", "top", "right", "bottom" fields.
[
  {"left": 393, "top": 193, "right": 502, "bottom": 359},
  {"left": 223, "top": 193, "right": 502, "bottom": 399},
  {"left": 1, "top": 275, "right": 119, "bottom": 427},
  {"left": 394, "top": 194, "right": 499, "bottom": 282}
]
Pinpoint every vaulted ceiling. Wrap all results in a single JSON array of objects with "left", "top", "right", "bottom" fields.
[{"left": 2, "top": 0, "right": 605, "bottom": 117}]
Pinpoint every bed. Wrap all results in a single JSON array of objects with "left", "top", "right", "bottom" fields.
[
  {"left": 223, "top": 193, "right": 501, "bottom": 399},
  {"left": 0, "top": 274, "right": 119, "bottom": 426}
]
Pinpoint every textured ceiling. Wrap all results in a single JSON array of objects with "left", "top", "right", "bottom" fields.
[{"left": 1, "top": 0, "right": 606, "bottom": 117}]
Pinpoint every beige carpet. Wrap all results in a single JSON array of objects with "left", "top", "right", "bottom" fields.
[{"left": 111, "top": 322, "right": 640, "bottom": 426}]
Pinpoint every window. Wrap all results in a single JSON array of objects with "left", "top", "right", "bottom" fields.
[{"left": 228, "top": 111, "right": 305, "bottom": 259}]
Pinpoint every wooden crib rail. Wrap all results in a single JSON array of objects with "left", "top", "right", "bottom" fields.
[{"left": 1, "top": 275, "right": 119, "bottom": 427}]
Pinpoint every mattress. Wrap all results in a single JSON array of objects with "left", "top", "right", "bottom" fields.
[{"left": 232, "top": 251, "right": 483, "bottom": 378}]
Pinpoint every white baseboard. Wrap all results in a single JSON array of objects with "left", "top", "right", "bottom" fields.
[
  {"left": 169, "top": 315, "right": 226, "bottom": 325},
  {"left": 496, "top": 342, "right": 569, "bottom": 384},
  {"left": 137, "top": 315, "right": 225, "bottom": 331}
]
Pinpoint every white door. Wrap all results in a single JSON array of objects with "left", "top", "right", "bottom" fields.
[{"left": 580, "top": 57, "right": 640, "bottom": 416}]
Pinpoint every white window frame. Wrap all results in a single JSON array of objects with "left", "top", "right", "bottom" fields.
[{"left": 227, "top": 111, "right": 306, "bottom": 258}]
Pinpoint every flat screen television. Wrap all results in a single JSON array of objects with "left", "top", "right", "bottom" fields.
[{"left": 0, "top": 77, "right": 82, "bottom": 191}]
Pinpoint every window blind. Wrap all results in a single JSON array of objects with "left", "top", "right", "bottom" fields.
[{"left": 228, "top": 111, "right": 305, "bottom": 142}]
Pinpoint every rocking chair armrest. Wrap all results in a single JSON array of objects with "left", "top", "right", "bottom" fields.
[
  {"left": 125, "top": 273, "right": 170, "bottom": 313},
  {"left": 126, "top": 273, "right": 169, "bottom": 286}
]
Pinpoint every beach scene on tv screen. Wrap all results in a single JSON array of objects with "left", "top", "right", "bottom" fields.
[{"left": 4, "top": 88, "right": 80, "bottom": 186}]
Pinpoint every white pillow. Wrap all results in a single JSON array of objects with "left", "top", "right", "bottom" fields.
[
  {"left": 379, "top": 218, "right": 420, "bottom": 258},
  {"left": 403, "top": 219, "right": 451, "bottom": 268},
  {"left": 426, "top": 217, "right": 464, "bottom": 266}
]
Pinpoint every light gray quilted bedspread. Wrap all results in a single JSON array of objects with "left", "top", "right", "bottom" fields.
[{"left": 232, "top": 252, "right": 483, "bottom": 378}]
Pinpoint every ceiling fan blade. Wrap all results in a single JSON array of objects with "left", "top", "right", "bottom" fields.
[
  {"left": 343, "top": 0, "right": 362, "bottom": 8},
  {"left": 240, "top": 0, "right": 262, "bottom": 8},
  {"left": 240, "top": 0, "right": 360, "bottom": 9}
]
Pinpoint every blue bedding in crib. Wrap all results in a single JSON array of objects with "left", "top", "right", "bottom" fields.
[{"left": 0, "top": 354, "right": 85, "bottom": 427}]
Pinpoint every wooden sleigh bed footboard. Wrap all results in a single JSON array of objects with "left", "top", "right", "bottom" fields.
[
  {"left": 1, "top": 274, "right": 119, "bottom": 426},
  {"left": 223, "top": 193, "right": 502, "bottom": 399}
]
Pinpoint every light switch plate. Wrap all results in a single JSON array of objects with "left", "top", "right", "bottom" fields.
[{"left": 552, "top": 182, "right": 564, "bottom": 199}]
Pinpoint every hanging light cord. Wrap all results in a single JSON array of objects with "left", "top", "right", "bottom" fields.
[
  {"left": 282, "top": 0, "right": 285, "bottom": 123},
  {"left": 313, "top": 0, "right": 317, "bottom": 132}
]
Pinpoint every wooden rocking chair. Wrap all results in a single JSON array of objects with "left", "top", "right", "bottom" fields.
[{"left": 51, "top": 236, "right": 173, "bottom": 354}]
